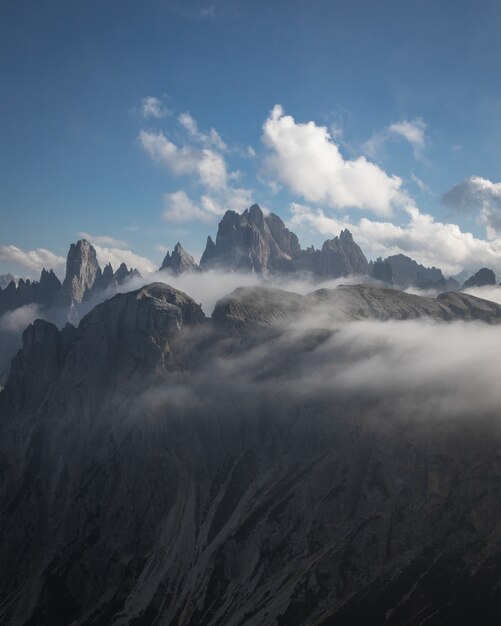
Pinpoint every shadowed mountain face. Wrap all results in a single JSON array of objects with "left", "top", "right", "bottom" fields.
[
  {"left": 462, "top": 267, "right": 497, "bottom": 289},
  {"left": 2, "top": 283, "right": 501, "bottom": 625}
]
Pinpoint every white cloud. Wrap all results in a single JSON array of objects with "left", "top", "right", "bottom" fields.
[
  {"left": 141, "top": 113, "right": 253, "bottom": 223},
  {"left": 178, "top": 112, "right": 227, "bottom": 151},
  {"left": 162, "top": 187, "right": 253, "bottom": 223},
  {"left": 411, "top": 174, "right": 432, "bottom": 194},
  {"left": 140, "top": 129, "right": 228, "bottom": 190},
  {"left": 262, "top": 105, "right": 408, "bottom": 217},
  {"left": 388, "top": 118, "right": 426, "bottom": 155},
  {"left": 75, "top": 233, "right": 156, "bottom": 275},
  {"left": 0, "top": 245, "right": 65, "bottom": 276},
  {"left": 163, "top": 190, "right": 212, "bottom": 223},
  {"left": 0, "top": 303, "right": 41, "bottom": 333},
  {"left": 92, "top": 245, "right": 157, "bottom": 276},
  {"left": 363, "top": 117, "right": 427, "bottom": 159},
  {"left": 289, "top": 202, "right": 501, "bottom": 276},
  {"left": 442, "top": 176, "right": 501, "bottom": 238},
  {"left": 140, "top": 96, "right": 169, "bottom": 119},
  {"left": 78, "top": 232, "right": 129, "bottom": 249}
]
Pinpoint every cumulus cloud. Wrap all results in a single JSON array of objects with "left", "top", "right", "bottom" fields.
[
  {"left": 141, "top": 112, "right": 253, "bottom": 223},
  {"left": 163, "top": 190, "right": 212, "bottom": 223},
  {"left": 0, "top": 245, "right": 65, "bottom": 277},
  {"left": 442, "top": 176, "right": 501, "bottom": 238},
  {"left": 262, "top": 105, "right": 408, "bottom": 217},
  {"left": 140, "top": 129, "right": 229, "bottom": 190},
  {"left": 140, "top": 96, "right": 169, "bottom": 119},
  {"left": 289, "top": 202, "right": 501, "bottom": 276}
]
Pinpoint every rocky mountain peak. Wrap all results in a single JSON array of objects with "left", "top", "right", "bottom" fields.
[
  {"left": 161, "top": 242, "right": 199, "bottom": 274},
  {"left": 462, "top": 267, "right": 496, "bottom": 289},
  {"left": 200, "top": 204, "right": 302, "bottom": 273},
  {"left": 38, "top": 268, "right": 61, "bottom": 306},
  {"left": 247, "top": 203, "right": 265, "bottom": 227},
  {"left": 61, "top": 239, "right": 101, "bottom": 304},
  {"left": 382, "top": 253, "right": 445, "bottom": 290},
  {"left": 339, "top": 228, "right": 354, "bottom": 242}
]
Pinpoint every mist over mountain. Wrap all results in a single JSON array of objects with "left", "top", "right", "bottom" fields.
[{"left": 2, "top": 280, "right": 501, "bottom": 624}]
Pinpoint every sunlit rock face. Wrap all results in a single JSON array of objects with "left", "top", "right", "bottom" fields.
[
  {"left": 1, "top": 283, "right": 501, "bottom": 625},
  {"left": 200, "top": 204, "right": 301, "bottom": 273},
  {"left": 200, "top": 204, "right": 369, "bottom": 279}
]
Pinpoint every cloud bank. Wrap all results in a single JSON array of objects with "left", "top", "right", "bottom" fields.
[
  {"left": 0, "top": 245, "right": 66, "bottom": 277},
  {"left": 289, "top": 202, "right": 501, "bottom": 276}
]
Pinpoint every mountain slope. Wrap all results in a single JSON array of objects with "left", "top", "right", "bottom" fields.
[{"left": 1, "top": 284, "right": 501, "bottom": 624}]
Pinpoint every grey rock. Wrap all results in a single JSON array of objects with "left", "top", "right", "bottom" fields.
[
  {"left": 161, "top": 242, "right": 199, "bottom": 274},
  {"left": 213, "top": 283, "right": 501, "bottom": 327},
  {"left": 200, "top": 205, "right": 369, "bottom": 279},
  {"left": 0, "top": 269, "right": 61, "bottom": 315},
  {"left": 462, "top": 267, "right": 496, "bottom": 289},
  {"left": 295, "top": 229, "right": 369, "bottom": 278},
  {"left": 383, "top": 253, "right": 445, "bottom": 290},
  {"left": 60, "top": 239, "right": 101, "bottom": 304},
  {"left": 200, "top": 204, "right": 301, "bottom": 274},
  {"left": 369, "top": 257, "right": 394, "bottom": 285}
]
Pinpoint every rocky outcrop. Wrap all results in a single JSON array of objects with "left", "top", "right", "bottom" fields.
[
  {"left": 462, "top": 267, "right": 496, "bottom": 289},
  {"left": 161, "top": 243, "right": 199, "bottom": 274}
]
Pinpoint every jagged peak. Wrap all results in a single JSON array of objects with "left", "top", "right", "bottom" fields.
[{"left": 339, "top": 228, "right": 354, "bottom": 241}]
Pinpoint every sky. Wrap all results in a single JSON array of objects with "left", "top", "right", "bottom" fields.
[{"left": 1, "top": 0, "right": 501, "bottom": 279}]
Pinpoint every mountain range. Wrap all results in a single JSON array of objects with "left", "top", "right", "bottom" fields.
[
  {"left": 2, "top": 205, "right": 501, "bottom": 624},
  {"left": 2, "top": 205, "right": 499, "bottom": 327}
]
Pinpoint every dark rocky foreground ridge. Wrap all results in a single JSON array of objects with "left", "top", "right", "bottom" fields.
[{"left": 2, "top": 283, "right": 501, "bottom": 625}]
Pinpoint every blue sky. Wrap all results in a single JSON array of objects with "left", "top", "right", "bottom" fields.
[{"left": 2, "top": 0, "right": 501, "bottom": 278}]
